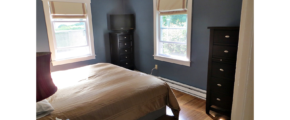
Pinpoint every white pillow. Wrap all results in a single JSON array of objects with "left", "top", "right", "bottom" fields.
[{"left": 36, "top": 99, "right": 54, "bottom": 119}]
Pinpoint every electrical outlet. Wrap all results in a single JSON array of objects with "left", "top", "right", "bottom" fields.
[{"left": 155, "top": 64, "right": 158, "bottom": 69}]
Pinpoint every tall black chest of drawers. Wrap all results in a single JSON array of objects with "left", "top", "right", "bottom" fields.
[
  {"left": 206, "top": 27, "right": 239, "bottom": 119},
  {"left": 109, "top": 32, "right": 134, "bottom": 70}
]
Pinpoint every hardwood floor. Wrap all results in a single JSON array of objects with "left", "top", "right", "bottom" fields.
[{"left": 157, "top": 89, "right": 212, "bottom": 120}]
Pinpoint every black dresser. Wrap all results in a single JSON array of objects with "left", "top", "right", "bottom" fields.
[
  {"left": 109, "top": 32, "right": 134, "bottom": 70},
  {"left": 206, "top": 27, "right": 240, "bottom": 119}
]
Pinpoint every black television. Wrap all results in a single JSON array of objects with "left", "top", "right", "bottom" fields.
[{"left": 109, "top": 14, "right": 135, "bottom": 31}]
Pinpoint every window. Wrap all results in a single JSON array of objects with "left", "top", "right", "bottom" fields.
[
  {"left": 153, "top": 0, "right": 192, "bottom": 66},
  {"left": 42, "top": 0, "right": 95, "bottom": 66},
  {"left": 159, "top": 14, "right": 187, "bottom": 58}
]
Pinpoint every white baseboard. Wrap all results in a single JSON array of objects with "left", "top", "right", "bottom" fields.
[
  {"left": 157, "top": 77, "right": 207, "bottom": 100},
  {"left": 133, "top": 70, "right": 206, "bottom": 100}
]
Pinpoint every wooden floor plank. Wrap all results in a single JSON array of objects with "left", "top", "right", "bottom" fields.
[
  {"left": 157, "top": 89, "right": 212, "bottom": 120},
  {"left": 172, "top": 89, "right": 184, "bottom": 98}
]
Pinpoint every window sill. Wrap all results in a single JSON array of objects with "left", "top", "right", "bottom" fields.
[
  {"left": 153, "top": 55, "right": 190, "bottom": 66},
  {"left": 52, "top": 55, "right": 95, "bottom": 66}
]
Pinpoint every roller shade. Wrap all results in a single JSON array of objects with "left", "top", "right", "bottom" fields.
[
  {"left": 50, "top": 1, "right": 86, "bottom": 19},
  {"left": 157, "top": 0, "right": 187, "bottom": 15}
]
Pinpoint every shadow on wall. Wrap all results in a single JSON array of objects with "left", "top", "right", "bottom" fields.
[
  {"left": 133, "top": 33, "right": 140, "bottom": 70},
  {"left": 103, "top": 33, "right": 111, "bottom": 62}
]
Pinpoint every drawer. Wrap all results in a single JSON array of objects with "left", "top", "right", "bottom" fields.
[
  {"left": 210, "top": 77, "right": 234, "bottom": 95},
  {"left": 119, "top": 40, "right": 132, "bottom": 49},
  {"left": 211, "top": 92, "right": 233, "bottom": 110},
  {"left": 119, "top": 60, "right": 133, "bottom": 67},
  {"left": 119, "top": 48, "right": 132, "bottom": 54},
  {"left": 119, "top": 34, "right": 131, "bottom": 40},
  {"left": 212, "top": 45, "right": 237, "bottom": 59},
  {"left": 211, "top": 62, "right": 236, "bottom": 79},
  {"left": 212, "top": 58, "right": 236, "bottom": 64},
  {"left": 213, "top": 30, "right": 239, "bottom": 45},
  {"left": 119, "top": 54, "right": 133, "bottom": 60}
]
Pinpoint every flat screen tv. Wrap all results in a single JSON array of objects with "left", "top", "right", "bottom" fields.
[{"left": 109, "top": 14, "right": 135, "bottom": 31}]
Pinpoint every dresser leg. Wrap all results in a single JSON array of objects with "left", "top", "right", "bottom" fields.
[{"left": 206, "top": 107, "right": 210, "bottom": 114}]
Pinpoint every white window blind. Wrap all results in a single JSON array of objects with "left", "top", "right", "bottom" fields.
[
  {"left": 49, "top": 1, "right": 86, "bottom": 18},
  {"left": 157, "top": 0, "right": 188, "bottom": 15}
]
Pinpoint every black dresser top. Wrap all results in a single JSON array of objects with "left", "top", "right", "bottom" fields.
[{"left": 207, "top": 26, "right": 239, "bottom": 30}]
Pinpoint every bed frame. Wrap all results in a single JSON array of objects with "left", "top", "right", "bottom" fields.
[{"left": 138, "top": 107, "right": 166, "bottom": 120}]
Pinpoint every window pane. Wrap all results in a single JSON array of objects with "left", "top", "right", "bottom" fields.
[
  {"left": 160, "top": 14, "right": 187, "bottom": 28},
  {"left": 159, "top": 42, "right": 187, "bottom": 58},
  {"left": 53, "top": 22, "right": 88, "bottom": 48},
  {"left": 160, "top": 14, "right": 187, "bottom": 42},
  {"left": 55, "top": 46, "right": 91, "bottom": 60},
  {"left": 159, "top": 14, "right": 187, "bottom": 58},
  {"left": 161, "top": 28, "right": 187, "bottom": 42}
]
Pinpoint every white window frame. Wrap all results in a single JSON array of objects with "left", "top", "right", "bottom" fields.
[
  {"left": 42, "top": 0, "right": 95, "bottom": 66},
  {"left": 153, "top": 0, "right": 192, "bottom": 66}
]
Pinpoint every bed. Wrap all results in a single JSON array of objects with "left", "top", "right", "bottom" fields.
[{"left": 38, "top": 63, "right": 180, "bottom": 120}]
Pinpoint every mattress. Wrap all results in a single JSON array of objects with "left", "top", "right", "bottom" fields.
[{"left": 38, "top": 63, "right": 180, "bottom": 120}]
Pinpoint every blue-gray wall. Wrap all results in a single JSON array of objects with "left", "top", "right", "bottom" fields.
[
  {"left": 37, "top": 0, "right": 242, "bottom": 90},
  {"left": 125, "top": 0, "right": 242, "bottom": 90},
  {"left": 37, "top": 0, "right": 128, "bottom": 71}
]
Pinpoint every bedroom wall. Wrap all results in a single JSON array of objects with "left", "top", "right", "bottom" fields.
[
  {"left": 36, "top": 0, "right": 127, "bottom": 72},
  {"left": 124, "top": 0, "right": 242, "bottom": 90},
  {"left": 37, "top": 0, "right": 242, "bottom": 90}
]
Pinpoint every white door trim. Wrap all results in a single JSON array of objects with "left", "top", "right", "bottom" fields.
[{"left": 231, "top": 0, "right": 253, "bottom": 119}]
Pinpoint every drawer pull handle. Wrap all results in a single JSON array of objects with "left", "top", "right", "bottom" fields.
[
  {"left": 217, "top": 84, "right": 222, "bottom": 87},
  {"left": 220, "top": 59, "right": 222, "bottom": 61},
  {"left": 224, "top": 50, "right": 229, "bottom": 53},
  {"left": 126, "top": 56, "right": 127, "bottom": 58},
  {"left": 217, "top": 98, "right": 221, "bottom": 101},
  {"left": 125, "top": 43, "right": 127, "bottom": 45},
  {"left": 126, "top": 63, "right": 128, "bottom": 65},
  {"left": 125, "top": 37, "right": 126, "bottom": 38},
  {"left": 225, "top": 35, "right": 230, "bottom": 38},
  {"left": 220, "top": 68, "right": 224, "bottom": 72},
  {"left": 125, "top": 50, "right": 127, "bottom": 52}
]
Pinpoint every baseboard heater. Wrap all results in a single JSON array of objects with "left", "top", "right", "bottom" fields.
[
  {"left": 157, "top": 77, "right": 207, "bottom": 100},
  {"left": 133, "top": 70, "right": 207, "bottom": 100}
]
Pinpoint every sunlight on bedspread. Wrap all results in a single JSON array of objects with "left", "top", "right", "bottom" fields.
[{"left": 51, "top": 66, "right": 91, "bottom": 89}]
